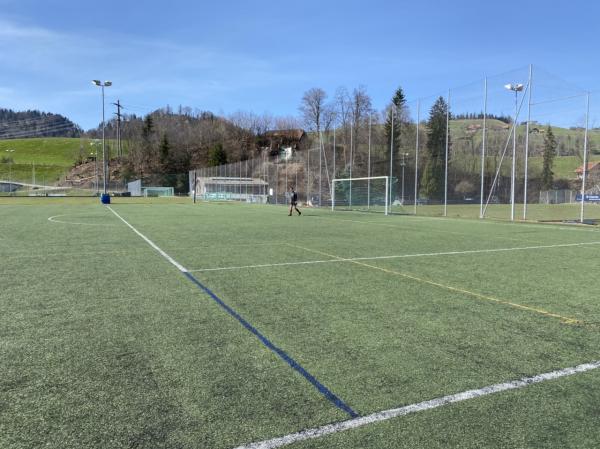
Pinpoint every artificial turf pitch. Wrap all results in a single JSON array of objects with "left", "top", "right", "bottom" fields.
[{"left": 1, "top": 198, "right": 600, "bottom": 448}]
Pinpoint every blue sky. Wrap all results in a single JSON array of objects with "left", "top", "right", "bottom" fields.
[{"left": 0, "top": 0, "right": 598, "bottom": 130}]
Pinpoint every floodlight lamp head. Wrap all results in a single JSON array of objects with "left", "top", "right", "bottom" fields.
[
  {"left": 504, "top": 83, "right": 524, "bottom": 92},
  {"left": 104, "top": 81, "right": 112, "bottom": 87},
  {"left": 92, "top": 80, "right": 101, "bottom": 86}
]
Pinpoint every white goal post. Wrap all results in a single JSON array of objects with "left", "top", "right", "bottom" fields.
[{"left": 331, "top": 176, "right": 389, "bottom": 216}]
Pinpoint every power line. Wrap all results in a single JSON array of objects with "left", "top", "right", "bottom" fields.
[
  {"left": 0, "top": 115, "right": 75, "bottom": 127},
  {"left": 0, "top": 123, "right": 79, "bottom": 139}
]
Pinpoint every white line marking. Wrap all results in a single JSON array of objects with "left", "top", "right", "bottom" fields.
[
  {"left": 48, "top": 214, "right": 118, "bottom": 227},
  {"left": 106, "top": 206, "right": 188, "bottom": 272},
  {"left": 187, "top": 240, "right": 600, "bottom": 273},
  {"left": 233, "top": 359, "right": 600, "bottom": 449},
  {"left": 189, "top": 259, "right": 337, "bottom": 272}
]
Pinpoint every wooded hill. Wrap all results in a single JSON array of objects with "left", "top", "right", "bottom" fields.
[{"left": 0, "top": 108, "right": 82, "bottom": 139}]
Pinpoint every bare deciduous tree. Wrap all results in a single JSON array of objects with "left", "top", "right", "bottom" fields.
[
  {"left": 299, "top": 87, "right": 327, "bottom": 133},
  {"left": 274, "top": 115, "right": 302, "bottom": 130},
  {"left": 351, "top": 85, "right": 372, "bottom": 131}
]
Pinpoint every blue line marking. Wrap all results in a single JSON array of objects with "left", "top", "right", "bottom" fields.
[{"left": 183, "top": 271, "right": 359, "bottom": 418}]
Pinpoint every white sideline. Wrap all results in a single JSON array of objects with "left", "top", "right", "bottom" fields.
[
  {"left": 106, "top": 206, "right": 188, "bottom": 273},
  {"left": 233, "top": 360, "right": 600, "bottom": 449},
  {"left": 187, "top": 240, "right": 600, "bottom": 273}
]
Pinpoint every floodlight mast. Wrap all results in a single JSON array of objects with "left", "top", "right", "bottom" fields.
[
  {"left": 91, "top": 80, "right": 112, "bottom": 195},
  {"left": 504, "top": 82, "right": 524, "bottom": 221}
]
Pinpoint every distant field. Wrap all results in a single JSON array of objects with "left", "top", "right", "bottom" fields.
[
  {"left": 450, "top": 119, "right": 600, "bottom": 151},
  {"left": 0, "top": 138, "right": 82, "bottom": 183},
  {"left": 0, "top": 137, "right": 123, "bottom": 184},
  {"left": 410, "top": 202, "right": 600, "bottom": 221},
  {"left": 0, "top": 137, "right": 82, "bottom": 165}
]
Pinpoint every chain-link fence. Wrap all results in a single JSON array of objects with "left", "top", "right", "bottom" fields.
[{"left": 192, "top": 66, "right": 600, "bottom": 223}]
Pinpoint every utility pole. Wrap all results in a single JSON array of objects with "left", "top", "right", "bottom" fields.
[{"left": 113, "top": 99, "right": 123, "bottom": 158}]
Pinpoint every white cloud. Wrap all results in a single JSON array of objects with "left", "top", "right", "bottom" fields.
[
  {"left": 0, "top": 18, "right": 60, "bottom": 40},
  {"left": 0, "top": 18, "right": 310, "bottom": 128}
]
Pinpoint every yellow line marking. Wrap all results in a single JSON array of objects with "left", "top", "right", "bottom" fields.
[{"left": 286, "top": 243, "right": 581, "bottom": 325}]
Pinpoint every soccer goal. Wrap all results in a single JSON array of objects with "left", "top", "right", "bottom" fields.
[
  {"left": 142, "top": 186, "right": 174, "bottom": 197},
  {"left": 331, "top": 176, "right": 389, "bottom": 215}
]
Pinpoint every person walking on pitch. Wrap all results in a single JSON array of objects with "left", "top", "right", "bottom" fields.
[{"left": 288, "top": 186, "right": 301, "bottom": 216}]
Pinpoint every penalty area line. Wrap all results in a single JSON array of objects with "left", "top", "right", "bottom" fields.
[
  {"left": 287, "top": 243, "right": 580, "bottom": 324},
  {"left": 233, "top": 359, "right": 600, "bottom": 449},
  {"left": 187, "top": 240, "right": 600, "bottom": 273},
  {"left": 104, "top": 205, "right": 358, "bottom": 419},
  {"left": 106, "top": 206, "right": 188, "bottom": 272}
]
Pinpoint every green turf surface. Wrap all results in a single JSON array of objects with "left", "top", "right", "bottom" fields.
[
  {"left": 342, "top": 201, "right": 600, "bottom": 222},
  {"left": 2, "top": 199, "right": 600, "bottom": 448}
]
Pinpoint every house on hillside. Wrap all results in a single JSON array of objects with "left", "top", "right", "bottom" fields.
[
  {"left": 575, "top": 161, "right": 600, "bottom": 179},
  {"left": 260, "top": 129, "right": 307, "bottom": 159}
]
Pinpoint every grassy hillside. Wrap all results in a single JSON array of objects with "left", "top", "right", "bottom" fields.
[
  {"left": 528, "top": 155, "right": 600, "bottom": 179},
  {"left": 0, "top": 138, "right": 82, "bottom": 183},
  {"left": 449, "top": 119, "right": 600, "bottom": 155},
  {"left": 0, "top": 137, "right": 87, "bottom": 165},
  {"left": 0, "top": 137, "right": 123, "bottom": 184},
  {"left": 447, "top": 120, "right": 600, "bottom": 181}
]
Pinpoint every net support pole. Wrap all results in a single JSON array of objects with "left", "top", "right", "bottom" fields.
[
  {"left": 285, "top": 155, "right": 288, "bottom": 200},
  {"left": 523, "top": 64, "right": 533, "bottom": 220},
  {"left": 385, "top": 176, "right": 389, "bottom": 216},
  {"left": 444, "top": 89, "right": 450, "bottom": 217},
  {"left": 333, "top": 126, "right": 336, "bottom": 180},
  {"left": 349, "top": 123, "right": 353, "bottom": 207},
  {"left": 414, "top": 100, "right": 420, "bottom": 215},
  {"left": 510, "top": 90, "right": 518, "bottom": 221},
  {"left": 306, "top": 148, "right": 310, "bottom": 204},
  {"left": 319, "top": 131, "right": 323, "bottom": 207},
  {"left": 389, "top": 108, "right": 394, "bottom": 210},
  {"left": 480, "top": 77, "right": 488, "bottom": 219},
  {"left": 368, "top": 113, "right": 372, "bottom": 209},
  {"left": 580, "top": 92, "right": 590, "bottom": 223},
  {"left": 331, "top": 179, "right": 335, "bottom": 212}
]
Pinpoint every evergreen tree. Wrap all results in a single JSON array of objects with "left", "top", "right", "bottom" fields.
[
  {"left": 421, "top": 96, "right": 450, "bottom": 199},
  {"left": 208, "top": 143, "right": 228, "bottom": 167},
  {"left": 384, "top": 87, "right": 406, "bottom": 152},
  {"left": 541, "top": 125, "right": 557, "bottom": 190},
  {"left": 142, "top": 115, "right": 154, "bottom": 140},
  {"left": 0, "top": 108, "right": 81, "bottom": 138},
  {"left": 159, "top": 133, "right": 171, "bottom": 170}
]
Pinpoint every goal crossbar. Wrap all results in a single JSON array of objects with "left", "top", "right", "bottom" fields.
[{"left": 331, "top": 176, "right": 389, "bottom": 215}]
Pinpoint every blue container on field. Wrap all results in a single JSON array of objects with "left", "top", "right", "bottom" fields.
[{"left": 101, "top": 193, "right": 111, "bottom": 204}]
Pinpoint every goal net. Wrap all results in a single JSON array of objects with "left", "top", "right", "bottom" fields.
[
  {"left": 189, "top": 173, "right": 269, "bottom": 203},
  {"left": 142, "top": 186, "right": 174, "bottom": 197},
  {"left": 331, "top": 176, "right": 389, "bottom": 215}
]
